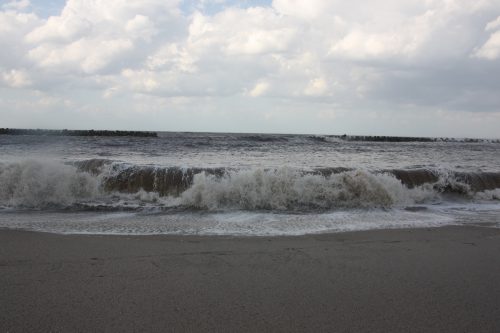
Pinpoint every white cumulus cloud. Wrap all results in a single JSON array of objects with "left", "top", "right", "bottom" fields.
[
  {"left": 2, "top": 68, "right": 32, "bottom": 87},
  {"left": 474, "top": 16, "right": 500, "bottom": 60}
]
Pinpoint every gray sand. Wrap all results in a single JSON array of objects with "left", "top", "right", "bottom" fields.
[{"left": 1, "top": 226, "right": 500, "bottom": 332}]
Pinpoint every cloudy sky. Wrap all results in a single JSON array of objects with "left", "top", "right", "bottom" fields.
[{"left": 1, "top": 0, "right": 500, "bottom": 137}]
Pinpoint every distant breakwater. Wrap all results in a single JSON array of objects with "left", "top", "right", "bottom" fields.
[
  {"left": 335, "top": 135, "right": 435, "bottom": 142},
  {"left": 0, "top": 128, "right": 157, "bottom": 137},
  {"left": 307, "top": 134, "right": 500, "bottom": 143}
]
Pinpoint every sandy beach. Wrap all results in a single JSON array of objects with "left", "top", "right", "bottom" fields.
[{"left": 1, "top": 226, "right": 500, "bottom": 332}]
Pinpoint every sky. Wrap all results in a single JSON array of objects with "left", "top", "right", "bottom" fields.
[{"left": 1, "top": 0, "right": 500, "bottom": 137}]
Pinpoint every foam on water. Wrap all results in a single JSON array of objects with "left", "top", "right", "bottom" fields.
[
  {"left": 0, "top": 160, "right": 99, "bottom": 208},
  {"left": 180, "top": 168, "right": 435, "bottom": 210},
  {"left": 2, "top": 202, "right": 500, "bottom": 236},
  {"left": 1, "top": 159, "right": 499, "bottom": 212},
  {"left": 0, "top": 208, "right": 459, "bottom": 236}
]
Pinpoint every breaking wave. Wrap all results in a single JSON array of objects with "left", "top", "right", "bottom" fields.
[
  {"left": 0, "top": 160, "right": 99, "bottom": 208},
  {"left": 1, "top": 159, "right": 500, "bottom": 210},
  {"left": 180, "top": 168, "right": 432, "bottom": 210}
]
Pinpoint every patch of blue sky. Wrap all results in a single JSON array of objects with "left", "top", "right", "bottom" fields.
[
  {"left": 5, "top": 0, "right": 273, "bottom": 17},
  {"left": 180, "top": 0, "right": 272, "bottom": 16},
  {"left": 24, "top": 0, "right": 65, "bottom": 17}
]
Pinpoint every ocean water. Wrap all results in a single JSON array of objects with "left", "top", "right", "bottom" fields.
[{"left": 1, "top": 132, "right": 499, "bottom": 235}]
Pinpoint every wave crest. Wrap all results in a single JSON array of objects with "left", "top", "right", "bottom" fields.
[
  {"left": 1, "top": 159, "right": 499, "bottom": 211},
  {"left": 0, "top": 160, "right": 98, "bottom": 208},
  {"left": 181, "top": 168, "right": 432, "bottom": 210}
]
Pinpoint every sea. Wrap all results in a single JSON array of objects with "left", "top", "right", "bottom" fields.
[{"left": 1, "top": 132, "right": 499, "bottom": 236}]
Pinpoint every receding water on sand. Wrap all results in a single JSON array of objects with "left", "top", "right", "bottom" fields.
[{"left": 1, "top": 204, "right": 499, "bottom": 235}]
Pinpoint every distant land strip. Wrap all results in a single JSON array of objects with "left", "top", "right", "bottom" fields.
[{"left": 0, "top": 128, "right": 157, "bottom": 137}]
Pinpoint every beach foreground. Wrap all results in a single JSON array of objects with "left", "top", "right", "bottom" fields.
[{"left": 1, "top": 226, "right": 500, "bottom": 332}]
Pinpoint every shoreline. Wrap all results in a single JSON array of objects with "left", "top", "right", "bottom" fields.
[
  {"left": 2, "top": 226, "right": 500, "bottom": 332},
  {"left": 0, "top": 222, "right": 497, "bottom": 238}
]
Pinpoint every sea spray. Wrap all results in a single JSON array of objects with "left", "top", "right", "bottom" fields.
[
  {"left": 0, "top": 160, "right": 99, "bottom": 208},
  {"left": 180, "top": 168, "right": 436, "bottom": 210},
  {"left": 1, "top": 159, "right": 499, "bottom": 211}
]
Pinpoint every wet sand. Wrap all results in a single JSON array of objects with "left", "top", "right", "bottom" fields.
[{"left": 1, "top": 226, "right": 500, "bottom": 332}]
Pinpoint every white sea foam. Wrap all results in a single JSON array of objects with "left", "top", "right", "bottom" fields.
[
  {"left": 474, "top": 188, "right": 500, "bottom": 201},
  {"left": 1, "top": 160, "right": 499, "bottom": 212},
  {"left": 3, "top": 203, "right": 499, "bottom": 236},
  {"left": 0, "top": 208, "right": 459, "bottom": 236},
  {"left": 0, "top": 160, "right": 499, "bottom": 235},
  {"left": 0, "top": 160, "right": 99, "bottom": 208},
  {"left": 181, "top": 168, "right": 436, "bottom": 210}
]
